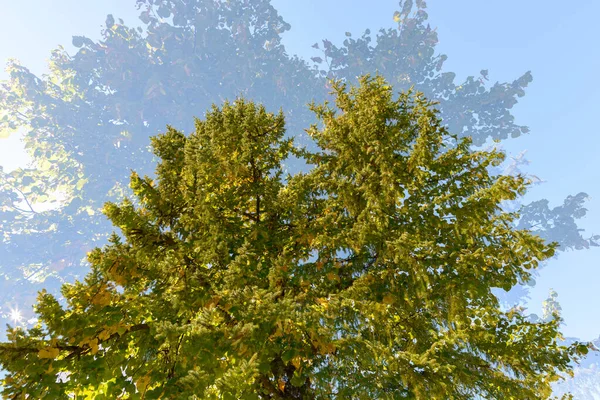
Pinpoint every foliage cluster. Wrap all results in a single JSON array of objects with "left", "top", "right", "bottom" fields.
[{"left": 0, "top": 76, "right": 592, "bottom": 399}]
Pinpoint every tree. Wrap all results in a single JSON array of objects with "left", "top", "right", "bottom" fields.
[
  {"left": 0, "top": 75, "right": 592, "bottom": 399},
  {"left": 552, "top": 362, "right": 600, "bottom": 400},
  {"left": 534, "top": 290, "right": 600, "bottom": 399},
  {"left": 0, "top": 0, "right": 326, "bottom": 325},
  {"left": 1, "top": 0, "right": 597, "bottom": 386}
]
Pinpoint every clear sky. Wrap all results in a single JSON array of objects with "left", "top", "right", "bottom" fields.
[{"left": 0, "top": 0, "right": 599, "bottom": 341}]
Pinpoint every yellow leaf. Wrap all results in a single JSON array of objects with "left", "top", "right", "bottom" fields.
[
  {"left": 91, "top": 285, "right": 112, "bottom": 307},
  {"left": 38, "top": 347, "right": 60, "bottom": 359},
  {"left": 98, "top": 329, "right": 111, "bottom": 341},
  {"left": 291, "top": 356, "right": 302, "bottom": 369},
  {"left": 314, "top": 339, "right": 336, "bottom": 355},
  {"left": 136, "top": 374, "right": 151, "bottom": 392},
  {"left": 315, "top": 298, "right": 328, "bottom": 307},
  {"left": 205, "top": 296, "right": 221, "bottom": 309},
  {"left": 89, "top": 338, "right": 99, "bottom": 355},
  {"left": 271, "top": 322, "right": 283, "bottom": 339},
  {"left": 382, "top": 294, "right": 395, "bottom": 304},
  {"left": 249, "top": 352, "right": 258, "bottom": 364},
  {"left": 278, "top": 378, "right": 286, "bottom": 392},
  {"left": 325, "top": 342, "right": 336, "bottom": 355}
]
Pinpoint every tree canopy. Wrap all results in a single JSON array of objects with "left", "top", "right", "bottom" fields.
[{"left": 0, "top": 75, "right": 591, "bottom": 399}]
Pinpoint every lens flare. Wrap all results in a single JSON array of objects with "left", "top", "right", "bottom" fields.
[{"left": 8, "top": 306, "right": 23, "bottom": 324}]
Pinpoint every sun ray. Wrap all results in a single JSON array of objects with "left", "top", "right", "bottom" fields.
[{"left": 8, "top": 306, "right": 23, "bottom": 324}]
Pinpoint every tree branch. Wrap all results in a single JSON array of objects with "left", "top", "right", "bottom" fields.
[
  {"left": 0, "top": 323, "right": 151, "bottom": 362},
  {"left": 11, "top": 185, "right": 38, "bottom": 214}
]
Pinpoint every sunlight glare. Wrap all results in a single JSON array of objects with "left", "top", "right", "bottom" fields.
[{"left": 9, "top": 306, "right": 23, "bottom": 324}]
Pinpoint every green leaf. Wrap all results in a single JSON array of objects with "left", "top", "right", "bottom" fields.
[{"left": 281, "top": 348, "right": 296, "bottom": 363}]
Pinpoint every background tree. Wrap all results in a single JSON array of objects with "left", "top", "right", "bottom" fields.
[
  {"left": 0, "top": 0, "right": 597, "bottom": 386},
  {"left": 0, "top": 76, "right": 592, "bottom": 399},
  {"left": 533, "top": 289, "right": 600, "bottom": 398},
  {"left": 552, "top": 364, "right": 600, "bottom": 400},
  {"left": 0, "top": 0, "right": 326, "bottom": 318}
]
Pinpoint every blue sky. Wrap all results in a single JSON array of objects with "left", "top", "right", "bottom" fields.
[{"left": 0, "top": 0, "right": 598, "bottom": 341}]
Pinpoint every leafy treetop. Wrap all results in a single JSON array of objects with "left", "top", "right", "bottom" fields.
[{"left": 0, "top": 75, "right": 590, "bottom": 399}]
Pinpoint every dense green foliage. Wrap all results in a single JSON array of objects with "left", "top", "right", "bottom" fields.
[{"left": 0, "top": 76, "right": 592, "bottom": 399}]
